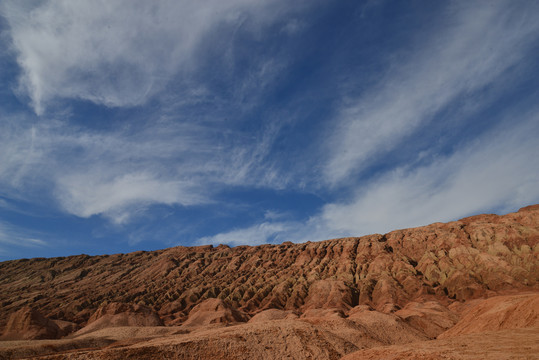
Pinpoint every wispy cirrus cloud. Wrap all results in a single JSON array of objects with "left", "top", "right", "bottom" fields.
[
  {"left": 0, "top": 113, "right": 287, "bottom": 224},
  {"left": 1, "top": 0, "right": 312, "bottom": 114},
  {"left": 319, "top": 112, "right": 539, "bottom": 236},
  {"left": 197, "top": 221, "right": 294, "bottom": 247},
  {"left": 323, "top": 1, "right": 539, "bottom": 186},
  {"left": 203, "top": 110, "right": 539, "bottom": 244},
  {"left": 0, "top": 221, "right": 47, "bottom": 255},
  {"left": 0, "top": 0, "right": 309, "bottom": 225}
]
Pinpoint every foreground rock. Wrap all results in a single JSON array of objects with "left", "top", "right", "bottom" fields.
[
  {"left": 395, "top": 300, "right": 459, "bottom": 338},
  {"left": 2, "top": 294, "right": 537, "bottom": 360},
  {"left": 0, "top": 307, "right": 64, "bottom": 340},
  {"left": 438, "top": 292, "right": 539, "bottom": 338},
  {"left": 341, "top": 326, "right": 539, "bottom": 360},
  {"left": 181, "top": 298, "right": 248, "bottom": 328},
  {"left": 75, "top": 303, "right": 163, "bottom": 336},
  {"left": 0, "top": 205, "right": 537, "bottom": 359}
]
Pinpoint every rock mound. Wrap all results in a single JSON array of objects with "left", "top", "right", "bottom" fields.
[
  {"left": 342, "top": 327, "right": 539, "bottom": 360},
  {"left": 75, "top": 302, "right": 163, "bottom": 336},
  {"left": 1, "top": 307, "right": 64, "bottom": 340},
  {"left": 248, "top": 309, "right": 298, "bottom": 323},
  {"left": 438, "top": 293, "right": 539, "bottom": 339},
  {"left": 182, "top": 298, "right": 248, "bottom": 328},
  {"left": 301, "top": 280, "right": 356, "bottom": 311},
  {"left": 347, "top": 306, "right": 428, "bottom": 345},
  {"left": 301, "top": 308, "right": 346, "bottom": 319},
  {"left": 52, "top": 319, "right": 80, "bottom": 335},
  {"left": 1, "top": 205, "right": 538, "bottom": 331},
  {"left": 395, "top": 300, "right": 458, "bottom": 338}
]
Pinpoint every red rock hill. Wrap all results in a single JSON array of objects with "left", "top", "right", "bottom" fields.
[{"left": 0, "top": 205, "right": 538, "bottom": 334}]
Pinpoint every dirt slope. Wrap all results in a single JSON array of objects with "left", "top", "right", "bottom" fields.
[
  {"left": 1, "top": 205, "right": 537, "bottom": 333},
  {"left": 0, "top": 205, "right": 538, "bottom": 359},
  {"left": 341, "top": 326, "right": 539, "bottom": 360},
  {"left": 438, "top": 292, "right": 539, "bottom": 338}
]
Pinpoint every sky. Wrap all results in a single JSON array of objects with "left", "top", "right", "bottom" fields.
[{"left": 0, "top": 0, "right": 538, "bottom": 260}]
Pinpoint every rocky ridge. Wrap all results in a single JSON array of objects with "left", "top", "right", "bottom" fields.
[
  {"left": 0, "top": 205, "right": 538, "bottom": 359},
  {"left": 1, "top": 205, "right": 538, "bottom": 334}
]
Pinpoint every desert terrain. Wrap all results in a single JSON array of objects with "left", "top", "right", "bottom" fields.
[{"left": 1, "top": 205, "right": 538, "bottom": 359}]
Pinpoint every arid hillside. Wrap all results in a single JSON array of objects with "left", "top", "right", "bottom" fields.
[
  {"left": 0, "top": 205, "right": 538, "bottom": 359},
  {"left": 1, "top": 205, "right": 538, "bottom": 330}
]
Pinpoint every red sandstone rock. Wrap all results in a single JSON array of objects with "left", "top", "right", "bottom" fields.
[
  {"left": 395, "top": 300, "right": 459, "bottom": 338},
  {"left": 438, "top": 292, "right": 539, "bottom": 339},
  {"left": 0, "top": 205, "right": 538, "bottom": 359},
  {"left": 181, "top": 298, "right": 248, "bottom": 328},
  {"left": 0, "top": 307, "right": 64, "bottom": 340},
  {"left": 248, "top": 309, "right": 298, "bottom": 323},
  {"left": 75, "top": 302, "right": 163, "bottom": 336},
  {"left": 1, "top": 205, "right": 537, "bottom": 331}
]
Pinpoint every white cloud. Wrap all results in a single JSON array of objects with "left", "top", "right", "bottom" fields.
[
  {"left": 1, "top": 0, "right": 311, "bottom": 114},
  {"left": 323, "top": 1, "right": 539, "bottom": 185},
  {"left": 202, "top": 111, "right": 539, "bottom": 245},
  {"left": 0, "top": 221, "right": 47, "bottom": 248},
  {"left": 0, "top": 114, "right": 287, "bottom": 223},
  {"left": 319, "top": 114, "right": 539, "bottom": 236},
  {"left": 198, "top": 221, "right": 293, "bottom": 247},
  {"left": 57, "top": 173, "right": 203, "bottom": 224}
]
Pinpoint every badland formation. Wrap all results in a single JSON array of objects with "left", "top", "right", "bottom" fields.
[{"left": 1, "top": 205, "right": 538, "bottom": 359}]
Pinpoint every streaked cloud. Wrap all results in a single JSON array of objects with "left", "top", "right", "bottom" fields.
[
  {"left": 320, "top": 112, "right": 539, "bottom": 236},
  {"left": 197, "top": 221, "right": 294, "bottom": 247},
  {"left": 0, "top": 1, "right": 538, "bottom": 259},
  {"left": 0, "top": 116, "right": 286, "bottom": 223},
  {"left": 205, "top": 111, "right": 539, "bottom": 243},
  {"left": 323, "top": 1, "right": 539, "bottom": 185},
  {"left": 0, "top": 221, "right": 47, "bottom": 248},
  {"left": 2, "top": 0, "right": 310, "bottom": 114}
]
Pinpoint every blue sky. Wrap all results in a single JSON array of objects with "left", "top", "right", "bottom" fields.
[{"left": 1, "top": 0, "right": 538, "bottom": 260}]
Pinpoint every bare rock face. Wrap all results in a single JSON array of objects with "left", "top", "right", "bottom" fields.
[
  {"left": 52, "top": 319, "right": 80, "bottom": 335},
  {"left": 395, "top": 300, "right": 459, "bottom": 338},
  {"left": 248, "top": 309, "right": 298, "bottom": 323},
  {"left": 301, "top": 308, "right": 346, "bottom": 319},
  {"left": 438, "top": 293, "right": 539, "bottom": 338},
  {"left": 341, "top": 327, "right": 539, "bottom": 360},
  {"left": 182, "top": 298, "right": 248, "bottom": 328},
  {"left": 0, "top": 206, "right": 538, "bottom": 359},
  {"left": 0, "top": 204, "right": 537, "bottom": 351},
  {"left": 0, "top": 307, "right": 64, "bottom": 340},
  {"left": 347, "top": 306, "right": 428, "bottom": 345},
  {"left": 75, "top": 302, "right": 163, "bottom": 336},
  {"left": 301, "top": 279, "right": 356, "bottom": 311}
]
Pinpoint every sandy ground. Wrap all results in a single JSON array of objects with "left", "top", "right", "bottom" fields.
[
  {"left": 1, "top": 323, "right": 538, "bottom": 360},
  {"left": 342, "top": 326, "right": 539, "bottom": 360}
]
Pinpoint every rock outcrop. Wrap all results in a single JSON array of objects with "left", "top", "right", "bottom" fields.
[
  {"left": 75, "top": 302, "right": 163, "bottom": 336},
  {"left": 182, "top": 298, "right": 248, "bottom": 328},
  {"left": 395, "top": 300, "right": 459, "bottom": 338},
  {"left": 0, "top": 205, "right": 537, "bottom": 359},
  {"left": 438, "top": 292, "right": 539, "bottom": 338},
  {"left": 0, "top": 307, "right": 64, "bottom": 340},
  {"left": 1, "top": 205, "right": 537, "bottom": 332}
]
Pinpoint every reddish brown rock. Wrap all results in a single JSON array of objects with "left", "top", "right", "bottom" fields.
[
  {"left": 248, "top": 309, "right": 298, "bottom": 323},
  {"left": 0, "top": 205, "right": 538, "bottom": 360},
  {"left": 395, "top": 300, "right": 459, "bottom": 338},
  {"left": 75, "top": 302, "right": 163, "bottom": 336},
  {"left": 0, "top": 307, "right": 64, "bottom": 340},
  {"left": 438, "top": 293, "right": 539, "bottom": 339},
  {"left": 52, "top": 319, "right": 80, "bottom": 335},
  {"left": 301, "top": 279, "right": 356, "bottom": 311},
  {"left": 341, "top": 327, "right": 539, "bottom": 360},
  {"left": 181, "top": 298, "right": 248, "bottom": 328},
  {"left": 300, "top": 308, "right": 346, "bottom": 319}
]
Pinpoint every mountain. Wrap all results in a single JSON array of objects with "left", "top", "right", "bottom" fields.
[{"left": 0, "top": 205, "right": 538, "bottom": 359}]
